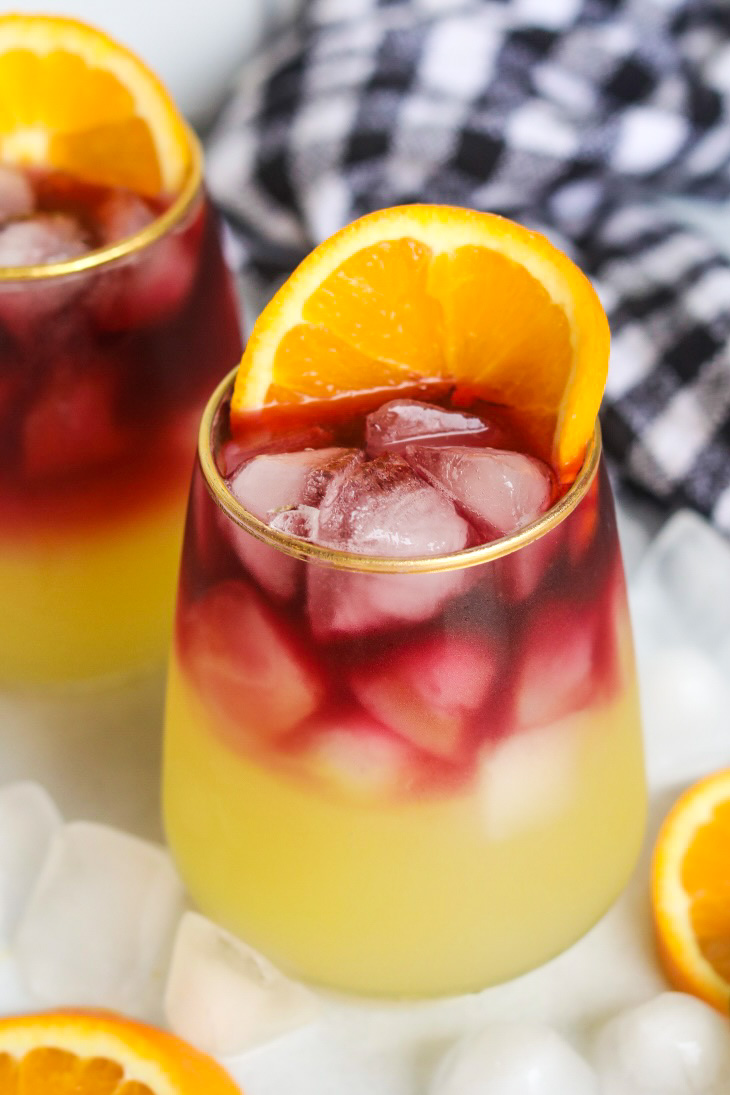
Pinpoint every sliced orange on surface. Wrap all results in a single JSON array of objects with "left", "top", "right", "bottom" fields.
[
  {"left": 0, "top": 15, "right": 189, "bottom": 196},
  {"left": 652, "top": 769, "right": 730, "bottom": 1015},
  {"left": 232, "top": 205, "right": 610, "bottom": 478},
  {"left": 0, "top": 1010, "right": 242, "bottom": 1093}
]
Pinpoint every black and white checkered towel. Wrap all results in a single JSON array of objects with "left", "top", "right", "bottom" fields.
[{"left": 206, "top": 0, "right": 730, "bottom": 533}]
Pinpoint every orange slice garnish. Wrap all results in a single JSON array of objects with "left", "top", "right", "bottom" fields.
[
  {"left": 652, "top": 769, "right": 730, "bottom": 1014},
  {"left": 232, "top": 205, "right": 610, "bottom": 478},
  {"left": 0, "top": 15, "right": 189, "bottom": 196},
  {"left": 0, "top": 1010, "right": 242, "bottom": 1093}
]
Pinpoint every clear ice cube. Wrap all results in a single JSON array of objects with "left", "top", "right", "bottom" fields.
[
  {"left": 301, "top": 713, "right": 413, "bottom": 797},
  {"left": 365, "top": 399, "right": 497, "bottom": 455},
  {"left": 515, "top": 602, "right": 599, "bottom": 729},
  {"left": 351, "top": 634, "right": 496, "bottom": 759},
  {"left": 0, "top": 165, "right": 34, "bottom": 223},
  {"left": 614, "top": 488, "right": 655, "bottom": 579},
  {"left": 479, "top": 716, "right": 581, "bottom": 841},
  {"left": 306, "top": 453, "right": 471, "bottom": 636},
  {"left": 406, "top": 445, "right": 553, "bottom": 538},
  {"left": 183, "top": 581, "right": 323, "bottom": 741},
  {"left": 217, "top": 426, "right": 336, "bottom": 478},
  {"left": 22, "top": 363, "right": 124, "bottom": 479},
  {"left": 0, "top": 782, "right": 61, "bottom": 942},
  {"left": 227, "top": 526, "right": 302, "bottom": 601},
  {"left": 504, "top": 522, "right": 565, "bottom": 602},
  {"left": 638, "top": 646, "right": 730, "bottom": 788},
  {"left": 91, "top": 219, "right": 196, "bottom": 331},
  {"left": 229, "top": 448, "right": 359, "bottom": 522},
  {"left": 96, "top": 190, "right": 156, "bottom": 244},
  {"left": 269, "top": 505, "right": 320, "bottom": 540},
  {"left": 226, "top": 450, "right": 356, "bottom": 601},
  {"left": 629, "top": 508, "right": 730, "bottom": 660},
  {"left": 315, "top": 452, "right": 470, "bottom": 557},
  {"left": 164, "top": 911, "right": 318, "bottom": 1056},
  {"left": 308, "top": 566, "right": 469, "bottom": 639},
  {"left": 14, "top": 821, "right": 185, "bottom": 1017},
  {"left": 432, "top": 1022, "right": 599, "bottom": 1095},
  {"left": 0, "top": 213, "right": 89, "bottom": 266},
  {"left": 593, "top": 992, "right": 730, "bottom": 1094}
]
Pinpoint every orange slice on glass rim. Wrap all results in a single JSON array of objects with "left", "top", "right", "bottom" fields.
[
  {"left": 652, "top": 769, "right": 730, "bottom": 1015},
  {"left": 0, "top": 14, "right": 189, "bottom": 196},
  {"left": 0, "top": 1010, "right": 242, "bottom": 1093},
  {"left": 232, "top": 205, "right": 610, "bottom": 479}
]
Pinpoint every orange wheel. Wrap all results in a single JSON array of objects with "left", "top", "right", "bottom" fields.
[
  {"left": 232, "top": 204, "right": 609, "bottom": 479},
  {"left": 0, "top": 1010, "right": 242, "bottom": 1093},
  {"left": 652, "top": 769, "right": 730, "bottom": 1015}
]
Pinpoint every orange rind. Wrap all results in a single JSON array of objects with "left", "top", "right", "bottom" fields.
[
  {"left": 652, "top": 769, "right": 730, "bottom": 1015},
  {"left": 0, "top": 1010, "right": 242, "bottom": 1093},
  {"left": 0, "top": 14, "right": 189, "bottom": 195},
  {"left": 232, "top": 205, "right": 610, "bottom": 478}
]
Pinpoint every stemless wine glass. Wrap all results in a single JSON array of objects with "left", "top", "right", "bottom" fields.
[
  {"left": 0, "top": 134, "right": 242, "bottom": 686},
  {"left": 162, "top": 368, "right": 646, "bottom": 998}
]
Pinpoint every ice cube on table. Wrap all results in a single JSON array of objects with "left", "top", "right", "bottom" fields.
[
  {"left": 165, "top": 911, "right": 319, "bottom": 1057},
  {"left": 593, "top": 992, "right": 730, "bottom": 1094},
  {"left": 638, "top": 646, "right": 730, "bottom": 787},
  {"left": 316, "top": 452, "right": 470, "bottom": 556},
  {"left": 350, "top": 634, "right": 496, "bottom": 759},
  {"left": 431, "top": 1022, "right": 599, "bottom": 1094},
  {"left": 0, "top": 782, "right": 61, "bottom": 943},
  {"left": 0, "top": 213, "right": 89, "bottom": 266},
  {"left": 629, "top": 509, "right": 730, "bottom": 660},
  {"left": 0, "top": 165, "right": 34, "bottom": 223},
  {"left": 719, "top": 635, "right": 730, "bottom": 679},
  {"left": 14, "top": 821, "right": 185, "bottom": 1018},
  {"left": 614, "top": 488, "right": 655, "bottom": 579},
  {"left": 365, "top": 399, "right": 498, "bottom": 455},
  {"left": 405, "top": 445, "right": 553, "bottom": 539}
]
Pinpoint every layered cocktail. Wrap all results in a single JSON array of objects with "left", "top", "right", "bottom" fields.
[
  {"left": 0, "top": 16, "right": 242, "bottom": 683},
  {"left": 163, "top": 206, "right": 646, "bottom": 996}
]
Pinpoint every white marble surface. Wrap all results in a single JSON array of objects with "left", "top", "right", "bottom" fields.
[{"left": 0, "top": 495, "right": 726, "bottom": 1093}]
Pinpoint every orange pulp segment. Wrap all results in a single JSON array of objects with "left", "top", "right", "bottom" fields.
[
  {"left": 0, "top": 1011, "right": 242, "bottom": 1094},
  {"left": 0, "top": 15, "right": 189, "bottom": 196},
  {"left": 232, "top": 204, "right": 610, "bottom": 478},
  {"left": 652, "top": 768, "right": 730, "bottom": 1014}
]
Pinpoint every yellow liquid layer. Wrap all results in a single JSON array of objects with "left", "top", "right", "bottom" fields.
[
  {"left": 164, "top": 654, "right": 647, "bottom": 997},
  {"left": 0, "top": 497, "right": 187, "bottom": 686}
]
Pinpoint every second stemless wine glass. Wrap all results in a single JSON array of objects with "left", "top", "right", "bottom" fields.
[
  {"left": 0, "top": 134, "right": 242, "bottom": 686},
  {"left": 163, "top": 369, "right": 646, "bottom": 999}
]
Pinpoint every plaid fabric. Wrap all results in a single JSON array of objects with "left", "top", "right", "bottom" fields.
[{"left": 206, "top": 0, "right": 730, "bottom": 532}]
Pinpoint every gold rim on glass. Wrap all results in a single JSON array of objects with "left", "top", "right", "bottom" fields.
[
  {"left": 199, "top": 367, "right": 602, "bottom": 574},
  {"left": 0, "top": 126, "right": 202, "bottom": 282}
]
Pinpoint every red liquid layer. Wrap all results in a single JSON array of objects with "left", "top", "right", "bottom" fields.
[
  {"left": 175, "top": 391, "right": 626, "bottom": 798},
  {"left": 0, "top": 169, "right": 243, "bottom": 534}
]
